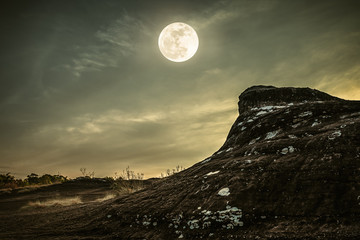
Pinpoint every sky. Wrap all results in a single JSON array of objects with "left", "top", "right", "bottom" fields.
[{"left": 1, "top": 0, "right": 360, "bottom": 179}]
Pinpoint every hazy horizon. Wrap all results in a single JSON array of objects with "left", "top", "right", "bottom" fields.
[{"left": 1, "top": 0, "right": 360, "bottom": 179}]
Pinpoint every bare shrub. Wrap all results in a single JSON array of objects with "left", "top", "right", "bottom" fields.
[
  {"left": 112, "top": 166, "right": 144, "bottom": 194},
  {"left": 79, "top": 168, "right": 95, "bottom": 178},
  {"left": 159, "top": 165, "right": 184, "bottom": 178}
]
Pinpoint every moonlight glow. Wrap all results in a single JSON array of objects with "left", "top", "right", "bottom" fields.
[{"left": 158, "top": 22, "right": 199, "bottom": 62}]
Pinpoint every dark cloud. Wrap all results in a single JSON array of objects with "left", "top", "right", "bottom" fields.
[{"left": 1, "top": 0, "right": 359, "bottom": 178}]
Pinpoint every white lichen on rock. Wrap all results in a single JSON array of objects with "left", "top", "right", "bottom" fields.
[
  {"left": 298, "top": 111, "right": 313, "bottom": 117},
  {"left": 311, "top": 120, "right": 320, "bottom": 127},
  {"left": 198, "top": 205, "right": 243, "bottom": 229},
  {"left": 226, "top": 147, "right": 233, "bottom": 152},
  {"left": 188, "top": 220, "right": 199, "bottom": 229},
  {"left": 143, "top": 221, "right": 151, "bottom": 226},
  {"left": 281, "top": 146, "right": 295, "bottom": 155},
  {"left": 249, "top": 137, "right": 261, "bottom": 145},
  {"left": 256, "top": 110, "right": 268, "bottom": 116},
  {"left": 252, "top": 105, "right": 286, "bottom": 111},
  {"left": 218, "top": 187, "right": 230, "bottom": 196},
  {"left": 288, "top": 146, "right": 295, "bottom": 153},
  {"left": 206, "top": 171, "right": 220, "bottom": 176},
  {"left": 281, "top": 147, "right": 289, "bottom": 155},
  {"left": 201, "top": 157, "right": 212, "bottom": 164},
  {"left": 328, "top": 130, "right": 341, "bottom": 140},
  {"left": 265, "top": 130, "right": 279, "bottom": 140}
]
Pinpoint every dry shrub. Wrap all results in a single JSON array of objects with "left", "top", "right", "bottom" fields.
[
  {"left": 111, "top": 166, "right": 145, "bottom": 194},
  {"left": 111, "top": 179, "right": 144, "bottom": 194}
]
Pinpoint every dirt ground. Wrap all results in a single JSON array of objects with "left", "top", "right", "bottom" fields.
[{"left": 0, "top": 179, "right": 117, "bottom": 240}]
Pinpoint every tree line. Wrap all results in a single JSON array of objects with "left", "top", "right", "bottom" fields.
[{"left": 0, "top": 173, "right": 68, "bottom": 189}]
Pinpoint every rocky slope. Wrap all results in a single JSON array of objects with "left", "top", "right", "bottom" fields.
[
  {"left": 98, "top": 86, "right": 360, "bottom": 239},
  {"left": 1, "top": 86, "right": 360, "bottom": 239}
]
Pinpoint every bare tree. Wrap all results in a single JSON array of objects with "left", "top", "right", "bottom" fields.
[
  {"left": 89, "top": 171, "right": 95, "bottom": 178},
  {"left": 80, "top": 168, "right": 86, "bottom": 176},
  {"left": 160, "top": 165, "right": 185, "bottom": 178}
]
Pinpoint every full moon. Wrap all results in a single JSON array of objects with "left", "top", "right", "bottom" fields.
[{"left": 158, "top": 22, "right": 199, "bottom": 62}]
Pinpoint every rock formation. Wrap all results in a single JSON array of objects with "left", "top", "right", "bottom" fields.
[
  {"left": 101, "top": 86, "right": 360, "bottom": 239},
  {"left": 1, "top": 86, "right": 359, "bottom": 239}
]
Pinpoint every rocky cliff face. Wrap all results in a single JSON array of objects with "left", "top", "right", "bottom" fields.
[
  {"left": 99, "top": 86, "right": 360, "bottom": 239},
  {"left": 237, "top": 85, "right": 341, "bottom": 114},
  {"left": 98, "top": 86, "right": 360, "bottom": 239}
]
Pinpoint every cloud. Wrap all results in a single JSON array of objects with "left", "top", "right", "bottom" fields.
[
  {"left": 315, "top": 65, "right": 360, "bottom": 100},
  {"left": 189, "top": 0, "right": 277, "bottom": 30},
  {"left": 9, "top": 97, "right": 236, "bottom": 178},
  {"left": 66, "top": 12, "right": 149, "bottom": 77}
]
